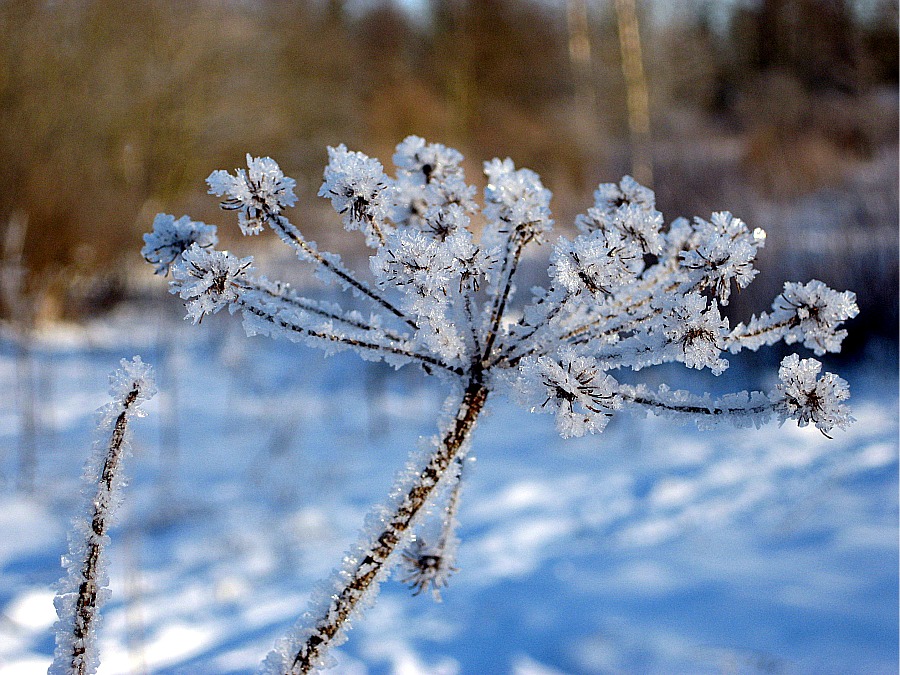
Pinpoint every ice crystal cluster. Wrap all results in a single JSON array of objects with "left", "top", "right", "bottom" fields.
[
  {"left": 50, "top": 357, "right": 155, "bottom": 675},
  {"left": 143, "top": 137, "right": 857, "bottom": 673}
]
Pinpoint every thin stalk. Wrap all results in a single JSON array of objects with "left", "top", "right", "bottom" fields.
[
  {"left": 55, "top": 387, "right": 141, "bottom": 675},
  {"left": 725, "top": 317, "right": 798, "bottom": 347},
  {"left": 282, "top": 378, "right": 489, "bottom": 674},
  {"left": 245, "top": 278, "right": 409, "bottom": 343},
  {"left": 267, "top": 214, "right": 417, "bottom": 331},
  {"left": 481, "top": 232, "right": 527, "bottom": 364},
  {"left": 234, "top": 297, "right": 463, "bottom": 377},
  {"left": 491, "top": 289, "right": 567, "bottom": 368},
  {"left": 620, "top": 390, "right": 772, "bottom": 419}
]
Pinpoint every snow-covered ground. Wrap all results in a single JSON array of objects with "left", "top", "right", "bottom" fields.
[{"left": 0, "top": 311, "right": 896, "bottom": 674}]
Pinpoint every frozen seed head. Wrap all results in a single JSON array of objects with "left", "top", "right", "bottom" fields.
[
  {"left": 661, "top": 293, "right": 730, "bottom": 375},
  {"left": 400, "top": 539, "right": 456, "bottom": 599},
  {"left": 371, "top": 229, "right": 456, "bottom": 301},
  {"left": 483, "top": 158, "right": 553, "bottom": 243},
  {"left": 680, "top": 211, "right": 764, "bottom": 304},
  {"left": 393, "top": 135, "right": 465, "bottom": 185},
  {"left": 145, "top": 138, "right": 855, "bottom": 444},
  {"left": 550, "top": 229, "right": 641, "bottom": 298},
  {"left": 141, "top": 213, "right": 218, "bottom": 276},
  {"left": 144, "top": 137, "right": 858, "bottom": 675},
  {"left": 589, "top": 175, "right": 657, "bottom": 221},
  {"left": 517, "top": 350, "right": 621, "bottom": 438},
  {"left": 774, "top": 354, "right": 853, "bottom": 437},
  {"left": 392, "top": 136, "right": 472, "bottom": 228},
  {"left": 319, "top": 144, "right": 395, "bottom": 246},
  {"left": 108, "top": 356, "right": 157, "bottom": 410},
  {"left": 422, "top": 203, "right": 470, "bottom": 241},
  {"left": 207, "top": 154, "right": 297, "bottom": 236},
  {"left": 777, "top": 280, "right": 859, "bottom": 355},
  {"left": 170, "top": 244, "right": 252, "bottom": 324},
  {"left": 576, "top": 176, "right": 662, "bottom": 254}
]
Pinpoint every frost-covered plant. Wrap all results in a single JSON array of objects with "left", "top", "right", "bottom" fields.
[
  {"left": 50, "top": 357, "right": 156, "bottom": 675},
  {"left": 142, "top": 137, "right": 857, "bottom": 673}
]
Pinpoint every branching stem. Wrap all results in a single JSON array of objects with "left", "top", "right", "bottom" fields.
[
  {"left": 244, "top": 277, "right": 409, "bottom": 343},
  {"left": 287, "top": 379, "right": 489, "bottom": 674},
  {"left": 481, "top": 231, "right": 527, "bottom": 363},
  {"left": 234, "top": 297, "right": 462, "bottom": 377},
  {"left": 268, "top": 214, "right": 417, "bottom": 331}
]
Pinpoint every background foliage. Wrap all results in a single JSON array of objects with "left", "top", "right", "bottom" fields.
[{"left": 0, "top": 0, "right": 896, "bottom": 352}]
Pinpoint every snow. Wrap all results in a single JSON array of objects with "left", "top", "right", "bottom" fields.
[{"left": 0, "top": 313, "right": 895, "bottom": 673}]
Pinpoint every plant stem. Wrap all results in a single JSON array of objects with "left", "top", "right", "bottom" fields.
[
  {"left": 68, "top": 387, "right": 139, "bottom": 675},
  {"left": 286, "top": 377, "right": 489, "bottom": 674}
]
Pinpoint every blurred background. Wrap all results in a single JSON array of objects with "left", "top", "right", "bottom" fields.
[{"left": 0, "top": 0, "right": 897, "bottom": 352}]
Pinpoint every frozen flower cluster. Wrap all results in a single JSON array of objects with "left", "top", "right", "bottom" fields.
[
  {"left": 141, "top": 213, "right": 218, "bottom": 275},
  {"left": 207, "top": 153, "right": 298, "bottom": 235},
  {"left": 144, "top": 138, "right": 856, "bottom": 673}
]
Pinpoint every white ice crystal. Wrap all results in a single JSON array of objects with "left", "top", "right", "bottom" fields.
[
  {"left": 170, "top": 244, "right": 253, "bottom": 324},
  {"left": 681, "top": 211, "right": 764, "bottom": 304},
  {"left": 777, "top": 280, "right": 859, "bottom": 354},
  {"left": 421, "top": 203, "right": 471, "bottom": 241},
  {"left": 394, "top": 135, "right": 465, "bottom": 185},
  {"left": 141, "top": 213, "right": 218, "bottom": 275},
  {"left": 483, "top": 157, "right": 553, "bottom": 244},
  {"left": 516, "top": 349, "right": 620, "bottom": 438},
  {"left": 583, "top": 175, "right": 657, "bottom": 227},
  {"left": 659, "top": 292, "right": 730, "bottom": 375},
  {"left": 319, "top": 144, "right": 396, "bottom": 246},
  {"left": 550, "top": 229, "right": 641, "bottom": 298}
]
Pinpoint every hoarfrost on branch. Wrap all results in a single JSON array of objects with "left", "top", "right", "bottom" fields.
[{"left": 143, "top": 138, "right": 857, "bottom": 673}]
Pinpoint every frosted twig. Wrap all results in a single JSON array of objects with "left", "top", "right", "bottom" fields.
[
  {"left": 49, "top": 357, "right": 156, "bottom": 675},
  {"left": 262, "top": 380, "right": 488, "bottom": 674}
]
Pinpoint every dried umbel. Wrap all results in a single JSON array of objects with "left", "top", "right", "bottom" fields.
[{"left": 143, "top": 137, "right": 857, "bottom": 673}]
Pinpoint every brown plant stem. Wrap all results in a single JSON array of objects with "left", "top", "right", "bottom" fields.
[
  {"left": 287, "top": 377, "right": 489, "bottom": 674},
  {"left": 68, "top": 387, "right": 140, "bottom": 675}
]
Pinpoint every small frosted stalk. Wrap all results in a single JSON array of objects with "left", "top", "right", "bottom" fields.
[
  {"left": 50, "top": 357, "right": 156, "bottom": 675},
  {"left": 262, "top": 378, "right": 488, "bottom": 675}
]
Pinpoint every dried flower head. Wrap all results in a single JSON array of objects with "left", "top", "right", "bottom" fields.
[
  {"left": 141, "top": 213, "right": 218, "bottom": 276},
  {"left": 207, "top": 154, "right": 297, "bottom": 236},
  {"left": 170, "top": 244, "right": 252, "bottom": 324},
  {"left": 400, "top": 538, "right": 457, "bottom": 600},
  {"left": 774, "top": 354, "right": 853, "bottom": 437}
]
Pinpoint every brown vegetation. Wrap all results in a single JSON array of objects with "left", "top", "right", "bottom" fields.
[{"left": 0, "top": 0, "right": 896, "bottom": 344}]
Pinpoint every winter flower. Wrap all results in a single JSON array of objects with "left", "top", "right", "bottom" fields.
[
  {"left": 207, "top": 154, "right": 297, "bottom": 236},
  {"left": 141, "top": 213, "right": 218, "bottom": 275},
  {"left": 774, "top": 354, "right": 853, "bottom": 437},
  {"left": 319, "top": 144, "right": 395, "bottom": 246},
  {"left": 517, "top": 349, "right": 620, "bottom": 438},
  {"left": 400, "top": 538, "right": 457, "bottom": 599},
  {"left": 170, "top": 244, "right": 252, "bottom": 324},
  {"left": 681, "top": 211, "right": 765, "bottom": 304},
  {"left": 776, "top": 280, "right": 860, "bottom": 355}
]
